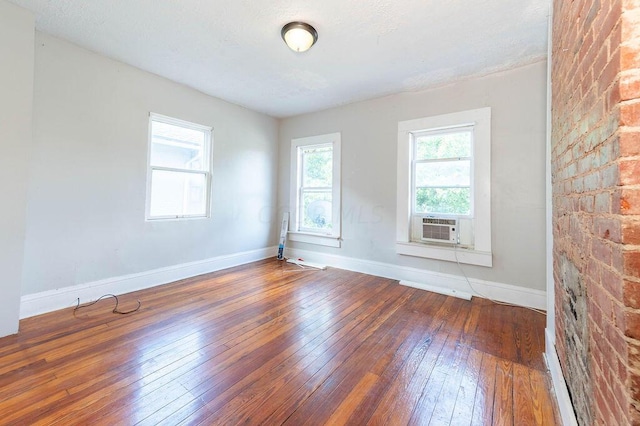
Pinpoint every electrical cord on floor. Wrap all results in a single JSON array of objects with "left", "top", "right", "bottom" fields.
[
  {"left": 74, "top": 294, "right": 141, "bottom": 315},
  {"left": 277, "top": 256, "right": 314, "bottom": 272},
  {"left": 453, "top": 244, "right": 546, "bottom": 315}
]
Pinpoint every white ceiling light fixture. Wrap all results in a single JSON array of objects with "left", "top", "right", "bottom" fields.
[{"left": 281, "top": 21, "right": 318, "bottom": 53}]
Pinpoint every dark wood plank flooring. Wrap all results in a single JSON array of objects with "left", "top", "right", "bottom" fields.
[{"left": 0, "top": 259, "right": 558, "bottom": 425}]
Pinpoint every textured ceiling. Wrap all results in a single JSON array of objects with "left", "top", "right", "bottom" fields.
[{"left": 9, "top": 0, "right": 550, "bottom": 118}]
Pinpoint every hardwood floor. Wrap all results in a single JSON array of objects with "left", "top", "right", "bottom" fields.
[{"left": 0, "top": 259, "right": 558, "bottom": 425}]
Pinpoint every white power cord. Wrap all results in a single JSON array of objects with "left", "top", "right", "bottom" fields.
[{"left": 453, "top": 244, "right": 546, "bottom": 315}]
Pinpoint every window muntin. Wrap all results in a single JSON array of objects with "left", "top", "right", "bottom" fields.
[
  {"left": 298, "top": 144, "right": 333, "bottom": 232},
  {"left": 411, "top": 127, "right": 473, "bottom": 217},
  {"left": 147, "top": 113, "right": 212, "bottom": 220}
]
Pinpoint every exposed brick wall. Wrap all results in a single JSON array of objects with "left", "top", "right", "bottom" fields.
[{"left": 552, "top": 0, "right": 640, "bottom": 424}]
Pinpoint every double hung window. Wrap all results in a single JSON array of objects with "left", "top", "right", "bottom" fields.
[
  {"left": 289, "top": 133, "right": 341, "bottom": 247},
  {"left": 396, "top": 108, "right": 492, "bottom": 266},
  {"left": 412, "top": 127, "right": 473, "bottom": 218},
  {"left": 146, "top": 113, "right": 212, "bottom": 220}
]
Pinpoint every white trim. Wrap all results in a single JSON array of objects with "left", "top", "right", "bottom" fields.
[
  {"left": 545, "top": 11, "right": 575, "bottom": 424},
  {"left": 544, "top": 329, "right": 579, "bottom": 426},
  {"left": 286, "top": 259, "right": 327, "bottom": 270},
  {"left": 20, "top": 246, "right": 276, "bottom": 319},
  {"left": 289, "top": 132, "right": 342, "bottom": 240},
  {"left": 397, "top": 108, "right": 492, "bottom": 266},
  {"left": 287, "top": 248, "right": 546, "bottom": 310},
  {"left": 395, "top": 242, "right": 492, "bottom": 267},
  {"left": 400, "top": 280, "right": 472, "bottom": 300},
  {"left": 288, "top": 231, "right": 341, "bottom": 247},
  {"left": 545, "top": 0, "right": 556, "bottom": 350},
  {"left": 146, "top": 112, "right": 214, "bottom": 221}
]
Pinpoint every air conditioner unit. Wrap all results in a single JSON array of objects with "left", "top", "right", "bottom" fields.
[{"left": 421, "top": 217, "right": 458, "bottom": 244}]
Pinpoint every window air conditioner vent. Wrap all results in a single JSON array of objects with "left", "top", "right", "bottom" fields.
[{"left": 421, "top": 217, "right": 458, "bottom": 244}]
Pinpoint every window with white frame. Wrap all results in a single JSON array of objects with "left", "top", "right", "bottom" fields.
[
  {"left": 289, "top": 133, "right": 341, "bottom": 247},
  {"left": 146, "top": 113, "right": 212, "bottom": 220},
  {"left": 412, "top": 127, "right": 473, "bottom": 218},
  {"left": 396, "top": 108, "right": 492, "bottom": 267}
]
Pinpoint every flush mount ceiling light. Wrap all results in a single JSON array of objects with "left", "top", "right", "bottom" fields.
[{"left": 281, "top": 21, "right": 318, "bottom": 52}]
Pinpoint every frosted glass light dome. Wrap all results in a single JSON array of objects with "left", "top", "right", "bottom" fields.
[{"left": 281, "top": 22, "right": 318, "bottom": 52}]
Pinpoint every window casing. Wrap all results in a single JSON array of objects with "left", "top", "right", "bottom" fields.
[
  {"left": 146, "top": 113, "right": 212, "bottom": 220},
  {"left": 289, "top": 133, "right": 341, "bottom": 247},
  {"left": 397, "top": 108, "right": 492, "bottom": 267}
]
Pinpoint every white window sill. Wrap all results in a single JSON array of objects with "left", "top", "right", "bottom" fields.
[
  {"left": 146, "top": 215, "right": 208, "bottom": 222},
  {"left": 396, "top": 241, "right": 492, "bottom": 267},
  {"left": 288, "top": 232, "right": 341, "bottom": 248}
]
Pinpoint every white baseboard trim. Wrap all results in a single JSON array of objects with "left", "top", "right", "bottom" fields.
[
  {"left": 287, "top": 248, "right": 547, "bottom": 310},
  {"left": 400, "top": 280, "right": 472, "bottom": 300},
  {"left": 20, "top": 246, "right": 278, "bottom": 319},
  {"left": 544, "top": 328, "right": 578, "bottom": 426}
]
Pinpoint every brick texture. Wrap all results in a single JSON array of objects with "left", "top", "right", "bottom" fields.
[{"left": 553, "top": 0, "right": 640, "bottom": 424}]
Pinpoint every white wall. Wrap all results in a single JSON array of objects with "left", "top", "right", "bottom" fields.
[
  {"left": 279, "top": 61, "right": 547, "bottom": 291},
  {"left": 0, "top": 1, "right": 34, "bottom": 336},
  {"left": 21, "top": 33, "right": 279, "bottom": 295}
]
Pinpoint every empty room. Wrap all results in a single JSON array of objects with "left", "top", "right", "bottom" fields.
[{"left": 1, "top": 0, "right": 639, "bottom": 424}]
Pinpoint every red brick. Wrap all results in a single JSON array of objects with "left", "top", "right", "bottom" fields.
[
  {"left": 624, "top": 279, "right": 640, "bottom": 308},
  {"left": 596, "top": 386, "right": 614, "bottom": 425},
  {"left": 620, "top": 160, "right": 640, "bottom": 184},
  {"left": 595, "top": 216, "right": 622, "bottom": 242},
  {"left": 595, "top": 191, "right": 612, "bottom": 213},
  {"left": 622, "top": 220, "right": 640, "bottom": 244},
  {"left": 612, "top": 377, "right": 630, "bottom": 424},
  {"left": 608, "top": 78, "right": 622, "bottom": 111},
  {"left": 614, "top": 245, "right": 626, "bottom": 273},
  {"left": 619, "top": 71, "right": 640, "bottom": 100},
  {"left": 632, "top": 371, "right": 640, "bottom": 402},
  {"left": 616, "top": 345, "right": 630, "bottom": 382},
  {"left": 614, "top": 299, "right": 627, "bottom": 328},
  {"left": 621, "top": 8, "right": 640, "bottom": 41},
  {"left": 551, "top": 0, "right": 640, "bottom": 421},
  {"left": 624, "top": 250, "right": 640, "bottom": 278},
  {"left": 601, "top": 54, "right": 622, "bottom": 94},
  {"left": 581, "top": 195, "right": 595, "bottom": 212},
  {"left": 620, "top": 101, "right": 640, "bottom": 126},
  {"left": 590, "top": 296, "right": 605, "bottom": 328},
  {"left": 595, "top": 3, "right": 622, "bottom": 47},
  {"left": 593, "top": 238, "right": 614, "bottom": 265},
  {"left": 629, "top": 338, "right": 640, "bottom": 369},
  {"left": 610, "top": 15, "right": 623, "bottom": 56},
  {"left": 615, "top": 399, "right": 629, "bottom": 425},
  {"left": 620, "top": 188, "right": 640, "bottom": 214},
  {"left": 626, "top": 311, "right": 640, "bottom": 339},
  {"left": 579, "top": 30, "right": 595, "bottom": 64},
  {"left": 606, "top": 321, "right": 630, "bottom": 361},
  {"left": 619, "top": 131, "right": 640, "bottom": 156},
  {"left": 601, "top": 163, "right": 619, "bottom": 187},
  {"left": 591, "top": 279, "right": 613, "bottom": 319},
  {"left": 601, "top": 377, "right": 619, "bottom": 423},
  {"left": 602, "top": 266, "right": 624, "bottom": 299}
]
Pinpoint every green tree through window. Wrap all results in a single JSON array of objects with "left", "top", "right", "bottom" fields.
[{"left": 413, "top": 128, "right": 472, "bottom": 216}]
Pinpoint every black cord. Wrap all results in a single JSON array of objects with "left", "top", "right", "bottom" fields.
[{"left": 74, "top": 294, "right": 141, "bottom": 315}]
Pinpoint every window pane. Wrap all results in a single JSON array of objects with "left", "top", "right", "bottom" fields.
[
  {"left": 415, "top": 160, "right": 471, "bottom": 187},
  {"left": 300, "top": 190, "right": 332, "bottom": 230},
  {"left": 149, "top": 170, "right": 207, "bottom": 217},
  {"left": 302, "top": 146, "right": 332, "bottom": 188},
  {"left": 415, "top": 130, "right": 471, "bottom": 160},
  {"left": 150, "top": 120, "right": 206, "bottom": 170},
  {"left": 415, "top": 187, "right": 471, "bottom": 215}
]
